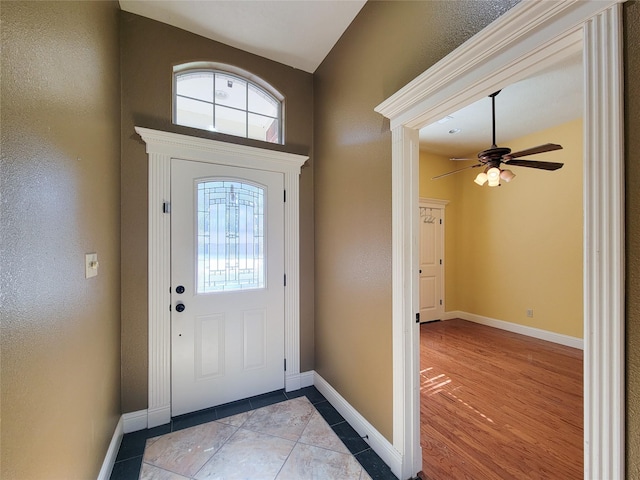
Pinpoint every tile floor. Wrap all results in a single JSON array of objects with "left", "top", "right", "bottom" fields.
[{"left": 110, "top": 386, "right": 397, "bottom": 480}]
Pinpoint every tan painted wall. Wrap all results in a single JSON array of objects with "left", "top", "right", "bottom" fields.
[
  {"left": 313, "top": 0, "right": 520, "bottom": 442},
  {"left": 624, "top": 2, "right": 640, "bottom": 477},
  {"left": 421, "top": 120, "right": 583, "bottom": 338},
  {"left": 0, "top": 1, "right": 121, "bottom": 478},
  {"left": 119, "top": 12, "right": 315, "bottom": 412}
]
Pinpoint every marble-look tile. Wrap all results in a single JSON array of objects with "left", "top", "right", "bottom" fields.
[
  {"left": 299, "top": 411, "right": 350, "bottom": 454},
  {"left": 360, "top": 468, "right": 374, "bottom": 480},
  {"left": 110, "top": 456, "right": 143, "bottom": 480},
  {"left": 332, "top": 421, "right": 370, "bottom": 454},
  {"left": 143, "top": 421, "right": 236, "bottom": 477},
  {"left": 215, "top": 410, "right": 253, "bottom": 428},
  {"left": 195, "top": 428, "right": 295, "bottom": 480},
  {"left": 276, "top": 443, "right": 363, "bottom": 480},
  {"left": 242, "top": 396, "right": 315, "bottom": 441},
  {"left": 139, "top": 463, "right": 191, "bottom": 480},
  {"left": 355, "top": 449, "right": 398, "bottom": 479},
  {"left": 314, "top": 400, "right": 345, "bottom": 426}
]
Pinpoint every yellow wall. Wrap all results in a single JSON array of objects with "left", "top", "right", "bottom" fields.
[
  {"left": 420, "top": 119, "right": 583, "bottom": 338},
  {"left": 419, "top": 152, "right": 462, "bottom": 311}
]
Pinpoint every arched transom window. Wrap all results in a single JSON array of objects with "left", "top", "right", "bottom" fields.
[{"left": 173, "top": 64, "right": 283, "bottom": 144}]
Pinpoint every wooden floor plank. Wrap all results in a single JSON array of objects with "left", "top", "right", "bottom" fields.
[{"left": 420, "top": 319, "right": 583, "bottom": 480}]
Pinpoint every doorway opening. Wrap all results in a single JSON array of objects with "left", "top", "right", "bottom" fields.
[{"left": 375, "top": 3, "right": 624, "bottom": 478}]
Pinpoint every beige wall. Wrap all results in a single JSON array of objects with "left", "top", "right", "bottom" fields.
[
  {"left": 0, "top": 1, "right": 121, "bottom": 478},
  {"left": 421, "top": 119, "right": 583, "bottom": 338},
  {"left": 119, "top": 12, "right": 315, "bottom": 412},
  {"left": 624, "top": 2, "right": 640, "bottom": 477},
  {"left": 313, "top": 0, "right": 520, "bottom": 442}
]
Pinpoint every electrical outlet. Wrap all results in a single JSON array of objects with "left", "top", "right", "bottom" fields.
[{"left": 526, "top": 309, "right": 534, "bottom": 318}]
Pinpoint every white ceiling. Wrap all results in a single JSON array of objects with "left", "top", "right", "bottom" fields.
[
  {"left": 119, "top": 0, "right": 366, "bottom": 74},
  {"left": 119, "top": 0, "right": 582, "bottom": 154},
  {"left": 419, "top": 52, "right": 583, "bottom": 158}
]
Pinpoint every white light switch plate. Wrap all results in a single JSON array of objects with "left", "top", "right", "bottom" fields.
[{"left": 85, "top": 253, "right": 99, "bottom": 278}]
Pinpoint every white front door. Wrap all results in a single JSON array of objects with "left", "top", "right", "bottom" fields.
[
  {"left": 419, "top": 203, "right": 444, "bottom": 322},
  {"left": 171, "top": 158, "right": 285, "bottom": 417}
]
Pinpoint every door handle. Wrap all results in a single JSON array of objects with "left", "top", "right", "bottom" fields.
[{"left": 175, "top": 303, "right": 185, "bottom": 313}]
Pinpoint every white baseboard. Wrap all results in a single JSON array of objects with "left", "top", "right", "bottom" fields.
[
  {"left": 148, "top": 406, "right": 171, "bottom": 429},
  {"left": 97, "top": 416, "right": 123, "bottom": 480},
  {"left": 313, "top": 372, "right": 402, "bottom": 479},
  {"left": 443, "top": 311, "right": 583, "bottom": 350},
  {"left": 299, "top": 370, "right": 315, "bottom": 388},
  {"left": 123, "top": 409, "right": 148, "bottom": 434},
  {"left": 286, "top": 370, "right": 315, "bottom": 391}
]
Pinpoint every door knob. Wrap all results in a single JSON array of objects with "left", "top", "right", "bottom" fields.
[{"left": 175, "top": 303, "right": 185, "bottom": 313}]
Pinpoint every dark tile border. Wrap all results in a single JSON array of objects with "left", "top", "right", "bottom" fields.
[{"left": 110, "top": 386, "right": 397, "bottom": 480}]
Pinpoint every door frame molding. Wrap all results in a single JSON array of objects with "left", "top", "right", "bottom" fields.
[
  {"left": 418, "top": 198, "right": 447, "bottom": 321},
  {"left": 375, "top": 2, "right": 625, "bottom": 478},
  {"left": 136, "top": 127, "right": 308, "bottom": 427}
]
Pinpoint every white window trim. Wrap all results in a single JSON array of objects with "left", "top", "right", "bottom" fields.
[
  {"left": 135, "top": 126, "right": 307, "bottom": 427},
  {"left": 375, "top": 1, "right": 625, "bottom": 478}
]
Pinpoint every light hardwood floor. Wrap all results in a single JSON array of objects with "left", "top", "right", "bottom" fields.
[{"left": 419, "top": 319, "right": 583, "bottom": 480}]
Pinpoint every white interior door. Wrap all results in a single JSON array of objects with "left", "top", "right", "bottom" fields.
[
  {"left": 171, "top": 158, "right": 285, "bottom": 417},
  {"left": 419, "top": 203, "right": 444, "bottom": 322}
]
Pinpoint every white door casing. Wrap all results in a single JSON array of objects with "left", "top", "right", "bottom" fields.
[
  {"left": 137, "top": 127, "right": 307, "bottom": 427},
  {"left": 171, "top": 160, "right": 285, "bottom": 416},
  {"left": 419, "top": 199, "right": 447, "bottom": 322},
  {"left": 375, "top": 2, "right": 625, "bottom": 479}
]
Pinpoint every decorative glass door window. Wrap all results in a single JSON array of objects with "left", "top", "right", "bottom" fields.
[{"left": 197, "top": 180, "right": 265, "bottom": 293}]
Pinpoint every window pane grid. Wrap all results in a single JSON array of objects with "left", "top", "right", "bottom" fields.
[
  {"left": 175, "top": 69, "right": 282, "bottom": 144},
  {"left": 197, "top": 180, "right": 265, "bottom": 293}
]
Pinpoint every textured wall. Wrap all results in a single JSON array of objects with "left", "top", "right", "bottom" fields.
[
  {"left": 313, "top": 0, "right": 519, "bottom": 441},
  {"left": 0, "top": 1, "right": 121, "bottom": 478},
  {"left": 624, "top": 2, "right": 640, "bottom": 477},
  {"left": 119, "top": 12, "right": 314, "bottom": 412}
]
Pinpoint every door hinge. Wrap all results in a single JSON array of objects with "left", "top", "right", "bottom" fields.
[
  {"left": 439, "top": 259, "right": 442, "bottom": 265},
  {"left": 440, "top": 299, "right": 443, "bottom": 306},
  {"left": 169, "top": 304, "right": 172, "bottom": 311},
  {"left": 440, "top": 218, "right": 442, "bottom": 224},
  {"left": 163, "top": 201, "right": 171, "bottom": 214},
  {"left": 284, "top": 359, "right": 287, "bottom": 371},
  {"left": 284, "top": 274, "right": 287, "bottom": 287},
  {"left": 284, "top": 190, "right": 287, "bottom": 202},
  {"left": 416, "top": 313, "right": 420, "bottom": 324}
]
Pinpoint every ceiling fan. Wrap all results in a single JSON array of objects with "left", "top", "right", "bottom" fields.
[{"left": 432, "top": 91, "right": 564, "bottom": 186}]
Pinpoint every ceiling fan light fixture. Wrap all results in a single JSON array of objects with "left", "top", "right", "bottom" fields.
[
  {"left": 487, "top": 167, "right": 501, "bottom": 186},
  {"left": 500, "top": 169, "right": 515, "bottom": 182},
  {"left": 474, "top": 172, "right": 488, "bottom": 186}
]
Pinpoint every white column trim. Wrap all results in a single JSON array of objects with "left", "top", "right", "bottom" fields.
[
  {"left": 391, "top": 125, "right": 421, "bottom": 479},
  {"left": 375, "top": 1, "right": 625, "bottom": 478},
  {"left": 583, "top": 6, "right": 625, "bottom": 478},
  {"left": 136, "top": 127, "right": 307, "bottom": 427}
]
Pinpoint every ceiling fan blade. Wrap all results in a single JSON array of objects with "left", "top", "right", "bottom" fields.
[
  {"left": 505, "top": 143, "right": 563, "bottom": 159},
  {"left": 504, "top": 159, "right": 564, "bottom": 171},
  {"left": 432, "top": 163, "right": 483, "bottom": 179},
  {"left": 449, "top": 157, "right": 474, "bottom": 161}
]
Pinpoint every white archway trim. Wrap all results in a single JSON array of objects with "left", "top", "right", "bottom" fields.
[
  {"left": 135, "top": 127, "right": 308, "bottom": 427},
  {"left": 375, "top": 1, "right": 625, "bottom": 479}
]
